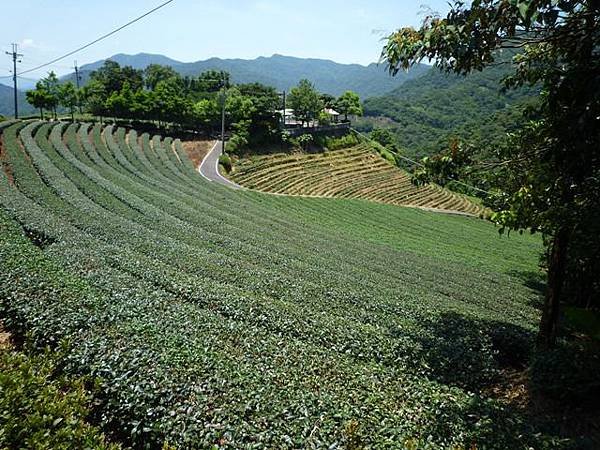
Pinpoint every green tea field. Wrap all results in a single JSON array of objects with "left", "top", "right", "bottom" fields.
[
  {"left": 0, "top": 120, "right": 557, "bottom": 448},
  {"left": 229, "top": 144, "right": 484, "bottom": 215}
]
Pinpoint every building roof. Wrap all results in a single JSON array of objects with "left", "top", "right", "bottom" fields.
[{"left": 324, "top": 108, "right": 340, "bottom": 116}]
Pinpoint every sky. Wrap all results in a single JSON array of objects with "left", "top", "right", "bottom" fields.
[{"left": 1, "top": 0, "right": 451, "bottom": 82}]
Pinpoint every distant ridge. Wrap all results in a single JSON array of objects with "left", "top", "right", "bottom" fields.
[
  {"left": 68, "top": 52, "right": 429, "bottom": 98},
  {"left": 0, "top": 84, "right": 33, "bottom": 117},
  {"left": 1, "top": 53, "right": 430, "bottom": 116}
]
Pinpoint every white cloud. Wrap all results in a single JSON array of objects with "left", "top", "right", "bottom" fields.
[{"left": 20, "top": 38, "right": 37, "bottom": 49}]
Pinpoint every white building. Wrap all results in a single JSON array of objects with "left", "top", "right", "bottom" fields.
[{"left": 323, "top": 108, "right": 340, "bottom": 123}]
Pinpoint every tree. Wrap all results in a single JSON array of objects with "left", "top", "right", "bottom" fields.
[
  {"left": 81, "top": 79, "right": 108, "bottom": 120},
  {"left": 90, "top": 61, "right": 143, "bottom": 97},
  {"left": 144, "top": 64, "right": 179, "bottom": 91},
  {"left": 152, "top": 78, "right": 189, "bottom": 127},
  {"left": 105, "top": 81, "right": 135, "bottom": 120},
  {"left": 26, "top": 82, "right": 53, "bottom": 120},
  {"left": 193, "top": 98, "right": 220, "bottom": 133},
  {"left": 288, "top": 79, "right": 323, "bottom": 127},
  {"left": 336, "top": 91, "right": 362, "bottom": 121},
  {"left": 40, "top": 72, "right": 60, "bottom": 120},
  {"left": 237, "top": 83, "right": 280, "bottom": 143},
  {"left": 381, "top": 0, "right": 600, "bottom": 349},
  {"left": 317, "top": 110, "right": 332, "bottom": 126},
  {"left": 193, "top": 70, "right": 229, "bottom": 94},
  {"left": 58, "top": 82, "right": 78, "bottom": 122},
  {"left": 320, "top": 93, "right": 336, "bottom": 109},
  {"left": 370, "top": 128, "right": 398, "bottom": 152}
]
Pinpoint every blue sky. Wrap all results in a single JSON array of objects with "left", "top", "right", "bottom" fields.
[{"left": 1, "top": 1, "right": 451, "bottom": 80}]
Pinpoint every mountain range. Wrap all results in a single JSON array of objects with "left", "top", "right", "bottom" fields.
[
  {"left": 0, "top": 84, "right": 33, "bottom": 117},
  {"left": 67, "top": 53, "right": 429, "bottom": 99},
  {"left": 1, "top": 53, "right": 429, "bottom": 117}
]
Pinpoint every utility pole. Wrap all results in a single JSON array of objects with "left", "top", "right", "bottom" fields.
[
  {"left": 220, "top": 73, "right": 227, "bottom": 154},
  {"left": 5, "top": 44, "right": 23, "bottom": 119},
  {"left": 282, "top": 90, "right": 286, "bottom": 127},
  {"left": 73, "top": 60, "right": 83, "bottom": 114}
]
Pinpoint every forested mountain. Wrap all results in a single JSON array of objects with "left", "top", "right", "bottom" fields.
[
  {"left": 361, "top": 55, "right": 539, "bottom": 159},
  {"left": 0, "top": 84, "right": 33, "bottom": 117},
  {"left": 65, "top": 53, "right": 429, "bottom": 98}
]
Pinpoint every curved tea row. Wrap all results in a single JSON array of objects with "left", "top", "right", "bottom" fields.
[
  {"left": 230, "top": 145, "right": 484, "bottom": 215},
  {"left": 0, "top": 121, "right": 547, "bottom": 448}
]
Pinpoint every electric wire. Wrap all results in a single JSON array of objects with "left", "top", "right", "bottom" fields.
[{"left": 17, "top": 0, "right": 175, "bottom": 76}]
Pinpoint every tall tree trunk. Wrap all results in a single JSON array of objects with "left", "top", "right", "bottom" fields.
[
  {"left": 537, "top": 227, "right": 570, "bottom": 350},
  {"left": 39, "top": 108, "right": 44, "bottom": 120}
]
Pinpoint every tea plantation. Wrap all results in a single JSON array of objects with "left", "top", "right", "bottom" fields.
[
  {"left": 230, "top": 145, "right": 483, "bottom": 215},
  {"left": 0, "top": 121, "right": 566, "bottom": 448}
]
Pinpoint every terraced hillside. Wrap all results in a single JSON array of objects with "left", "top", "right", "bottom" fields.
[
  {"left": 0, "top": 120, "right": 563, "bottom": 449},
  {"left": 230, "top": 144, "right": 484, "bottom": 215}
]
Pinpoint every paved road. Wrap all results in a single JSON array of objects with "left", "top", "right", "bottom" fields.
[
  {"left": 198, "top": 142, "right": 478, "bottom": 217},
  {"left": 198, "top": 141, "right": 243, "bottom": 189}
]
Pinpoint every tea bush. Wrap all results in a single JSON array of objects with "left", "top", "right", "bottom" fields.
[{"left": 0, "top": 121, "right": 573, "bottom": 449}]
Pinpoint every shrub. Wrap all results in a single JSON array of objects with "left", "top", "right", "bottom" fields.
[
  {"left": 297, "top": 133, "right": 313, "bottom": 150},
  {"left": 323, "top": 133, "right": 359, "bottom": 150},
  {"left": 219, "top": 153, "right": 232, "bottom": 173},
  {"left": 0, "top": 347, "right": 119, "bottom": 450}
]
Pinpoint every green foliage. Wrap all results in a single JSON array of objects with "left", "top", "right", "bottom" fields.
[
  {"left": 0, "top": 120, "right": 589, "bottom": 447},
  {"left": 369, "top": 127, "right": 400, "bottom": 153},
  {"left": 320, "top": 93, "right": 336, "bottom": 109},
  {"left": 530, "top": 341, "right": 600, "bottom": 407},
  {"left": 296, "top": 133, "right": 313, "bottom": 150},
  {"left": 381, "top": 0, "right": 600, "bottom": 348},
  {"left": 0, "top": 347, "right": 118, "bottom": 449},
  {"left": 288, "top": 79, "right": 323, "bottom": 126},
  {"left": 363, "top": 56, "right": 538, "bottom": 160},
  {"left": 26, "top": 87, "right": 50, "bottom": 119},
  {"left": 317, "top": 110, "right": 332, "bottom": 126},
  {"left": 90, "top": 60, "right": 144, "bottom": 96},
  {"left": 316, "top": 132, "right": 359, "bottom": 150},
  {"left": 25, "top": 72, "right": 63, "bottom": 120},
  {"left": 80, "top": 61, "right": 280, "bottom": 148},
  {"left": 335, "top": 90, "right": 362, "bottom": 121},
  {"left": 218, "top": 153, "right": 232, "bottom": 173},
  {"left": 58, "top": 81, "right": 79, "bottom": 120},
  {"left": 143, "top": 64, "right": 179, "bottom": 91}
]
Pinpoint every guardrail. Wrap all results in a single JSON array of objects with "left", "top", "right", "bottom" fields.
[{"left": 284, "top": 122, "right": 350, "bottom": 137}]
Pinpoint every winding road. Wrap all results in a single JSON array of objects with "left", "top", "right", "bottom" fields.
[
  {"left": 198, "top": 141, "right": 477, "bottom": 217},
  {"left": 198, "top": 141, "right": 243, "bottom": 189}
]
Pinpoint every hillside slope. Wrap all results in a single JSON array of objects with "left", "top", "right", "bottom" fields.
[
  {"left": 66, "top": 52, "right": 429, "bottom": 98},
  {"left": 230, "top": 144, "right": 483, "bottom": 214},
  {"left": 0, "top": 84, "right": 34, "bottom": 117},
  {"left": 362, "top": 55, "right": 538, "bottom": 159},
  {"left": 0, "top": 120, "right": 563, "bottom": 448}
]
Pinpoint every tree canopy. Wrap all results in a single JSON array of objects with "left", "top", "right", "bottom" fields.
[
  {"left": 336, "top": 90, "right": 363, "bottom": 121},
  {"left": 382, "top": 0, "right": 600, "bottom": 349},
  {"left": 288, "top": 79, "right": 323, "bottom": 126}
]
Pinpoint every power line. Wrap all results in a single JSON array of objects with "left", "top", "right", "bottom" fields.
[
  {"left": 17, "top": 0, "right": 175, "bottom": 76},
  {"left": 352, "top": 128, "right": 492, "bottom": 196}
]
